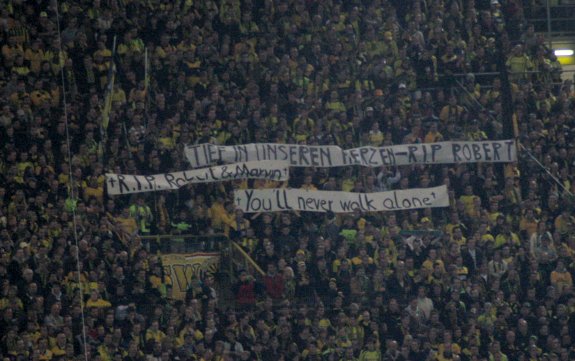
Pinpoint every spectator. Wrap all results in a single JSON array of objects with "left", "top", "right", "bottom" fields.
[
  {"left": 506, "top": 44, "right": 532, "bottom": 82},
  {"left": 232, "top": 270, "right": 260, "bottom": 311},
  {"left": 129, "top": 196, "right": 153, "bottom": 235},
  {"left": 86, "top": 289, "right": 112, "bottom": 309},
  {"left": 550, "top": 259, "right": 573, "bottom": 295},
  {"left": 263, "top": 262, "right": 284, "bottom": 302}
]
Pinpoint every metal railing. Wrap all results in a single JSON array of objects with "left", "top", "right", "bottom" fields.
[
  {"left": 528, "top": 2, "right": 575, "bottom": 39},
  {"left": 140, "top": 233, "right": 228, "bottom": 254},
  {"left": 416, "top": 69, "right": 575, "bottom": 94},
  {"left": 449, "top": 72, "right": 574, "bottom": 200},
  {"left": 230, "top": 241, "right": 265, "bottom": 278},
  {"left": 399, "top": 229, "right": 444, "bottom": 238}
]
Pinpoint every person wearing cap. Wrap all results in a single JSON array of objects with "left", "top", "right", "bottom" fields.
[
  {"left": 488, "top": 250, "right": 508, "bottom": 280},
  {"left": 361, "top": 105, "right": 375, "bottom": 129},
  {"left": 396, "top": 80, "right": 413, "bottom": 113},
  {"left": 324, "top": 277, "right": 340, "bottom": 303},
  {"left": 465, "top": 118, "right": 488, "bottom": 141}
]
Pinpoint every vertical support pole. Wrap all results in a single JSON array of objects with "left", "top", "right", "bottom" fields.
[{"left": 546, "top": 0, "right": 553, "bottom": 49}]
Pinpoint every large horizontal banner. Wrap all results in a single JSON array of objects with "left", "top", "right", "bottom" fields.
[
  {"left": 185, "top": 140, "right": 517, "bottom": 168},
  {"left": 106, "top": 160, "right": 289, "bottom": 195},
  {"left": 234, "top": 186, "right": 450, "bottom": 213},
  {"left": 161, "top": 252, "right": 219, "bottom": 300}
]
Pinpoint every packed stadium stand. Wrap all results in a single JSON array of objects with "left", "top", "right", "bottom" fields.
[{"left": 1, "top": 0, "right": 575, "bottom": 360}]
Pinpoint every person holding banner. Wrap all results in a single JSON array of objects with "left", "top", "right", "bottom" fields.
[{"left": 300, "top": 174, "right": 318, "bottom": 191}]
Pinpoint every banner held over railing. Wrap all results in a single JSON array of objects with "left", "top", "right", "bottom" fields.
[
  {"left": 234, "top": 186, "right": 450, "bottom": 213},
  {"left": 161, "top": 252, "right": 220, "bottom": 300},
  {"left": 106, "top": 160, "right": 289, "bottom": 195},
  {"left": 185, "top": 140, "right": 517, "bottom": 168}
]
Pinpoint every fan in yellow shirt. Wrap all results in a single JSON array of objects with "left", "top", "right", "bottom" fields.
[
  {"left": 358, "top": 338, "right": 381, "bottom": 361},
  {"left": 208, "top": 196, "right": 235, "bottom": 234},
  {"left": 176, "top": 324, "right": 204, "bottom": 347},
  {"left": 554, "top": 209, "right": 575, "bottom": 237},
  {"left": 325, "top": 91, "right": 346, "bottom": 112},
  {"left": 368, "top": 121, "right": 384, "bottom": 146},
  {"left": 83, "top": 176, "right": 104, "bottom": 204},
  {"left": 50, "top": 332, "right": 68, "bottom": 358},
  {"left": 340, "top": 167, "right": 357, "bottom": 192},
  {"left": 300, "top": 175, "right": 318, "bottom": 191},
  {"left": 550, "top": 259, "right": 573, "bottom": 294},
  {"left": 145, "top": 320, "right": 166, "bottom": 344},
  {"left": 424, "top": 122, "right": 444, "bottom": 143},
  {"left": 519, "top": 209, "right": 538, "bottom": 239},
  {"left": 148, "top": 264, "right": 173, "bottom": 299},
  {"left": 86, "top": 290, "right": 112, "bottom": 309},
  {"left": 494, "top": 223, "right": 521, "bottom": 249},
  {"left": 113, "top": 208, "right": 138, "bottom": 238},
  {"left": 459, "top": 185, "right": 479, "bottom": 216},
  {"left": 111, "top": 83, "right": 126, "bottom": 105},
  {"left": 422, "top": 248, "right": 445, "bottom": 273},
  {"left": 37, "top": 338, "right": 53, "bottom": 361}
]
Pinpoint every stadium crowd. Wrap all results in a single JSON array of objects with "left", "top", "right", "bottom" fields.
[{"left": 1, "top": 0, "right": 574, "bottom": 360}]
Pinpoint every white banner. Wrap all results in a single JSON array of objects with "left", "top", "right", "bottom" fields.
[
  {"left": 185, "top": 140, "right": 517, "bottom": 168},
  {"left": 106, "top": 161, "right": 289, "bottom": 195},
  {"left": 234, "top": 186, "right": 450, "bottom": 213}
]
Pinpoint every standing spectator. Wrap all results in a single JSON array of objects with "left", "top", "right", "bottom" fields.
[
  {"left": 263, "top": 262, "right": 284, "bottom": 302},
  {"left": 550, "top": 259, "right": 572, "bottom": 295},
  {"left": 488, "top": 250, "right": 508, "bottom": 280},
  {"left": 232, "top": 270, "right": 260, "bottom": 310},
  {"left": 506, "top": 44, "right": 532, "bottom": 82},
  {"left": 129, "top": 196, "right": 153, "bottom": 235}
]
